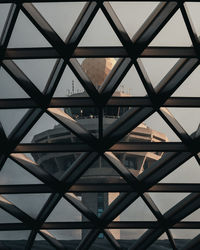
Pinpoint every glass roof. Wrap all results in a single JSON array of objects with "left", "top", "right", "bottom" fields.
[{"left": 0, "top": 1, "right": 200, "bottom": 249}]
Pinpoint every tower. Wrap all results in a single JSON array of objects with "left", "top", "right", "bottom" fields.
[{"left": 31, "top": 58, "right": 167, "bottom": 240}]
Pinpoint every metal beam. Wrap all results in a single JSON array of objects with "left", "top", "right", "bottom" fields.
[
  {"left": 0, "top": 97, "right": 200, "bottom": 109},
  {"left": 3, "top": 47, "right": 197, "bottom": 59},
  {"left": 2, "top": 183, "right": 200, "bottom": 194},
  {"left": 1, "top": 221, "right": 200, "bottom": 231}
]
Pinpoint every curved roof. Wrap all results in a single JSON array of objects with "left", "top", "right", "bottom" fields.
[{"left": 81, "top": 58, "right": 116, "bottom": 87}]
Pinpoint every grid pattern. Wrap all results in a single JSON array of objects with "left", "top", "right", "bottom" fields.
[{"left": 0, "top": 1, "right": 200, "bottom": 249}]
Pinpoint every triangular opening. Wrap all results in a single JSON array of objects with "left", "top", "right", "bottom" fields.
[
  {"left": 185, "top": 2, "right": 200, "bottom": 37},
  {"left": 13, "top": 59, "right": 56, "bottom": 93},
  {"left": 0, "top": 4, "right": 11, "bottom": 37},
  {"left": 167, "top": 107, "right": 200, "bottom": 135},
  {"left": 0, "top": 157, "right": 42, "bottom": 184},
  {"left": 0, "top": 67, "right": 29, "bottom": 98},
  {"left": 142, "top": 111, "right": 181, "bottom": 142},
  {"left": 0, "top": 109, "right": 29, "bottom": 137},
  {"left": 160, "top": 157, "right": 200, "bottom": 184},
  {"left": 113, "top": 64, "right": 147, "bottom": 96},
  {"left": 172, "top": 65, "right": 200, "bottom": 97},
  {"left": 33, "top": 2, "right": 85, "bottom": 41},
  {"left": 140, "top": 58, "right": 179, "bottom": 88},
  {"left": 34, "top": 152, "right": 80, "bottom": 180},
  {"left": 90, "top": 231, "right": 119, "bottom": 247},
  {"left": 48, "top": 107, "right": 98, "bottom": 140},
  {"left": 110, "top": 2, "right": 159, "bottom": 39},
  {"left": 46, "top": 197, "right": 81, "bottom": 222},
  {"left": 148, "top": 192, "right": 189, "bottom": 214},
  {"left": 3, "top": 193, "right": 50, "bottom": 219},
  {"left": 41, "top": 229, "right": 81, "bottom": 242},
  {"left": 120, "top": 229, "right": 147, "bottom": 241},
  {"left": 8, "top": 10, "right": 51, "bottom": 48},
  {"left": 182, "top": 208, "right": 200, "bottom": 222},
  {"left": 103, "top": 113, "right": 121, "bottom": 132},
  {"left": 53, "top": 65, "right": 84, "bottom": 97},
  {"left": 150, "top": 10, "right": 192, "bottom": 46},
  {"left": 0, "top": 207, "right": 21, "bottom": 223},
  {"left": 82, "top": 155, "right": 122, "bottom": 180},
  {"left": 171, "top": 229, "right": 200, "bottom": 245},
  {"left": 79, "top": 9, "right": 122, "bottom": 46},
  {"left": 120, "top": 196, "right": 157, "bottom": 221},
  {"left": 0, "top": 230, "right": 30, "bottom": 241},
  {"left": 21, "top": 111, "right": 76, "bottom": 143},
  {"left": 149, "top": 232, "right": 171, "bottom": 249},
  {"left": 80, "top": 192, "right": 119, "bottom": 223},
  {"left": 80, "top": 57, "right": 118, "bottom": 90},
  {"left": 111, "top": 151, "right": 151, "bottom": 177},
  {"left": 34, "top": 232, "right": 55, "bottom": 250},
  {"left": 76, "top": 111, "right": 99, "bottom": 138}
]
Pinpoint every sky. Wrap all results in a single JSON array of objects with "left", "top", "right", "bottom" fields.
[{"left": 0, "top": 1, "right": 200, "bottom": 242}]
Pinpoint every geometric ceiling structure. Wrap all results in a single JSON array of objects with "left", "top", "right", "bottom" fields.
[{"left": 0, "top": 1, "right": 200, "bottom": 250}]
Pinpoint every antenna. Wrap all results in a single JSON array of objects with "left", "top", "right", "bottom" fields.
[{"left": 72, "top": 80, "right": 75, "bottom": 94}]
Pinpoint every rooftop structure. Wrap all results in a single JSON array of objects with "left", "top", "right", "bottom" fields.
[{"left": 32, "top": 58, "right": 168, "bottom": 240}]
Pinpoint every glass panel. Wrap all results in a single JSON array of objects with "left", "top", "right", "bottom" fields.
[
  {"left": 160, "top": 157, "right": 200, "bottom": 183},
  {"left": 167, "top": 108, "right": 200, "bottom": 135},
  {"left": 140, "top": 58, "right": 179, "bottom": 88},
  {"left": 8, "top": 11, "right": 51, "bottom": 48},
  {"left": 47, "top": 107, "right": 97, "bottom": 138},
  {"left": 3, "top": 193, "right": 50, "bottom": 219},
  {"left": 0, "top": 4, "right": 11, "bottom": 37},
  {"left": 0, "top": 158, "right": 42, "bottom": 184},
  {"left": 75, "top": 107, "right": 99, "bottom": 137},
  {"left": 13, "top": 59, "right": 56, "bottom": 92},
  {"left": 148, "top": 232, "right": 171, "bottom": 250},
  {"left": 0, "top": 208, "right": 21, "bottom": 223},
  {"left": 143, "top": 111, "right": 181, "bottom": 142},
  {"left": 113, "top": 64, "right": 147, "bottom": 96},
  {"left": 0, "top": 109, "right": 29, "bottom": 137},
  {"left": 90, "top": 232, "right": 118, "bottom": 247},
  {"left": 110, "top": 2, "right": 158, "bottom": 39},
  {"left": 185, "top": 2, "right": 200, "bottom": 37},
  {"left": 79, "top": 9, "right": 122, "bottom": 46},
  {"left": 21, "top": 111, "right": 73, "bottom": 144},
  {"left": 0, "top": 230, "right": 30, "bottom": 243},
  {"left": 53, "top": 64, "right": 84, "bottom": 97},
  {"left": 82, "top": 156, "right": 121, "bottom": 179},
  {"left": 0, "top": 68, "right": 29, "bottom": 99},
  {"left": 150, "top": 10, "right": 192, "bottom": 46},
  {"left": 79, "top": 192, "right": 119, "bottom": 239},
  {"left": 34, "top": 233, "right": 55, "bottom": 250},
  {"left": 148, "top": 193, "right": 189, "bottom": 214},
  {"left": 46, "top": 197, "right": 82, "bottom": 222},
  {"left": 33, "top": 2, "right": 85, "bottom": 41},
  {"left": 46, "top": 229, "right": 81, "bottom": 241},
  {"left": 120, "top": 197, "right": 156, "bottom": 221},
  {"left": 170, "top": 229, "right": 200, "bottom": 246},
  {"left": 80, "top": 192, "right": 119, "bottom": 216},
  {"left": 80, "top": 57, "right": 117, "bottom": 89},
  {"left": 172, "top": 66, "right": 200, "bottom": 97},
  {"left": 182, "top": 208, "right": 200, "bottom": 221},
  {"left": 119, "top": 228, "right": 147, "bottom": 240},
  {"left": 31, "top": 152, "right": 81, "bottom": 180},
  {"left": 112, "top": 151, "right": 167, "bottom": 177}
]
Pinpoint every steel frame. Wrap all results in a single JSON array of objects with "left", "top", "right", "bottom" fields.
[{"left": 0, "top": 1, "right": 200, "bottom": 249}]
